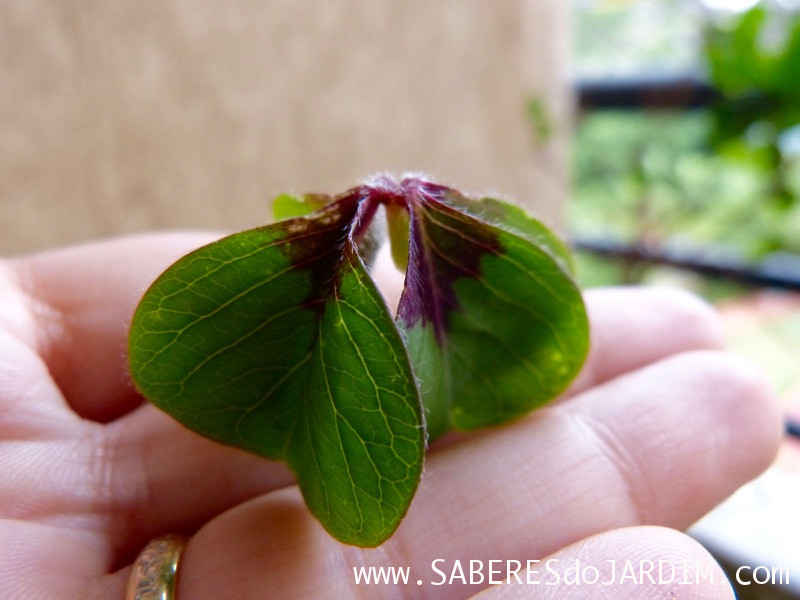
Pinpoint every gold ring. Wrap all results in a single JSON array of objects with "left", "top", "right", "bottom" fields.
[{"left": 125, "top": 534, "right": 188, "bottom": 600}]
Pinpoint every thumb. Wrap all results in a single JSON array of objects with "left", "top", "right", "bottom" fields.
[{"left": 470, "top": 526, "right": 733, "bottom": 600}]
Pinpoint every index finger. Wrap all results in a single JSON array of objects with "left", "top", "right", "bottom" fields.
[{"left": 8, "top": 232, "right": 222, "bottom": 422}]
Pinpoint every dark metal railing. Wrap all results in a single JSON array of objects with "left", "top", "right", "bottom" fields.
[
  {"left": 576, "top": 75, "right": 719, "bottom": 111},
  {"left": 573, "top": 237, "right": 800, "bottom": 292}
]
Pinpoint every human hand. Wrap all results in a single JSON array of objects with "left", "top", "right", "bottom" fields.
[{"left": 0, "top": 233, "right": 782, "bottom": 599}]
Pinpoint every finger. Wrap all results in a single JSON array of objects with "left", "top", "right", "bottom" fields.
[
  {"left": 565, "top": 286, "right": 724, "bottom": 397},
  {"left": 470, "top": 526, "right": 734, "bottom": 600},
  {"left": 8, "top": 232, "right": 222, "bottom": 422},
  {"left": 0, "top": 326, "right": 76, "bottom": 438},
  {"left": 102, "top": 406, "right": 295, "bottom": 553},
  {"left": 0, "top": 408, "right": 294, "bottom": 554},
  {"left": 0, "top": 519, "right": 111, "bottom": 599},
  {"left": 171, "top": 350, "right": 780, "bottom": 599}
]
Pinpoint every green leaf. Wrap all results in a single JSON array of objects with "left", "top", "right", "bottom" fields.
[
  {"left": 129, "top": 199, "right": 424, "bottom": 547},
  {"left": 440, "top": 190, "right": 576, "bottom": 275},
  {"left": 396, "top": 191, "right": 588, "bottom": 439},
  {"left": 271, "top": 193, "right": 332, "bottom": 220},
  {"left": 386, "top": 201, "right": 410, "bottom": 271},
  {"left": 130, "top": 175, "right": 589, "bottom": 546},
  {"left": 524, "top": 96, "right": 553, "bottom": 143}
]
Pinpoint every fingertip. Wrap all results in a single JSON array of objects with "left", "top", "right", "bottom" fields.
[
  {"left": 571, "top": 286, "right": 725, "bottom": 396},
  {"left": 472, "top": 526, "right": 735, "bottom": 600},
  {"left": 656, "top": 286, "right": 726, "bottom": 348},
  {"left": 564, "top": 348, "right": 782, "bottom": 530},
  {"left": 690, "top": 351, "right": 783, "bottom": 483},
  {"left": 9, "top": 231, "right": 224, "bottom": 422},
  {"left": 587, "top": 286, "right": 725, "bottom": 350},
  {"left": 177, "top": 489, "right": 353, "bottom": 599}
]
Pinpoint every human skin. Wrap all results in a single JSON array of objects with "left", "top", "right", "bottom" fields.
[{"left": 0, "top": 232, "right": 783, "bottom": 599}]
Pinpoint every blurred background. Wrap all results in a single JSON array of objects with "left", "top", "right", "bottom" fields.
[
  {"left": 570, "top": 3, "right": 800, "bottom": 597},
  {"left": 0, "top": 1, "right": 569, "bottom": 254},
  {"left": 1, "top": 1, "right": 798, "bottom": 596}
]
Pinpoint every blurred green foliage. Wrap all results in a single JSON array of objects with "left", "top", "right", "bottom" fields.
[
  {"left": 572, "top": 111, "right": 800, "bottom": 256},
  {"left": 706, "top": 5, "right": 800, "bottom": 213},
  {"left": 571, "top": 3, "right": 800, "bottom": 288},
  {"left": 707, "top": 6, "right": 800, "bottom": 133}
]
